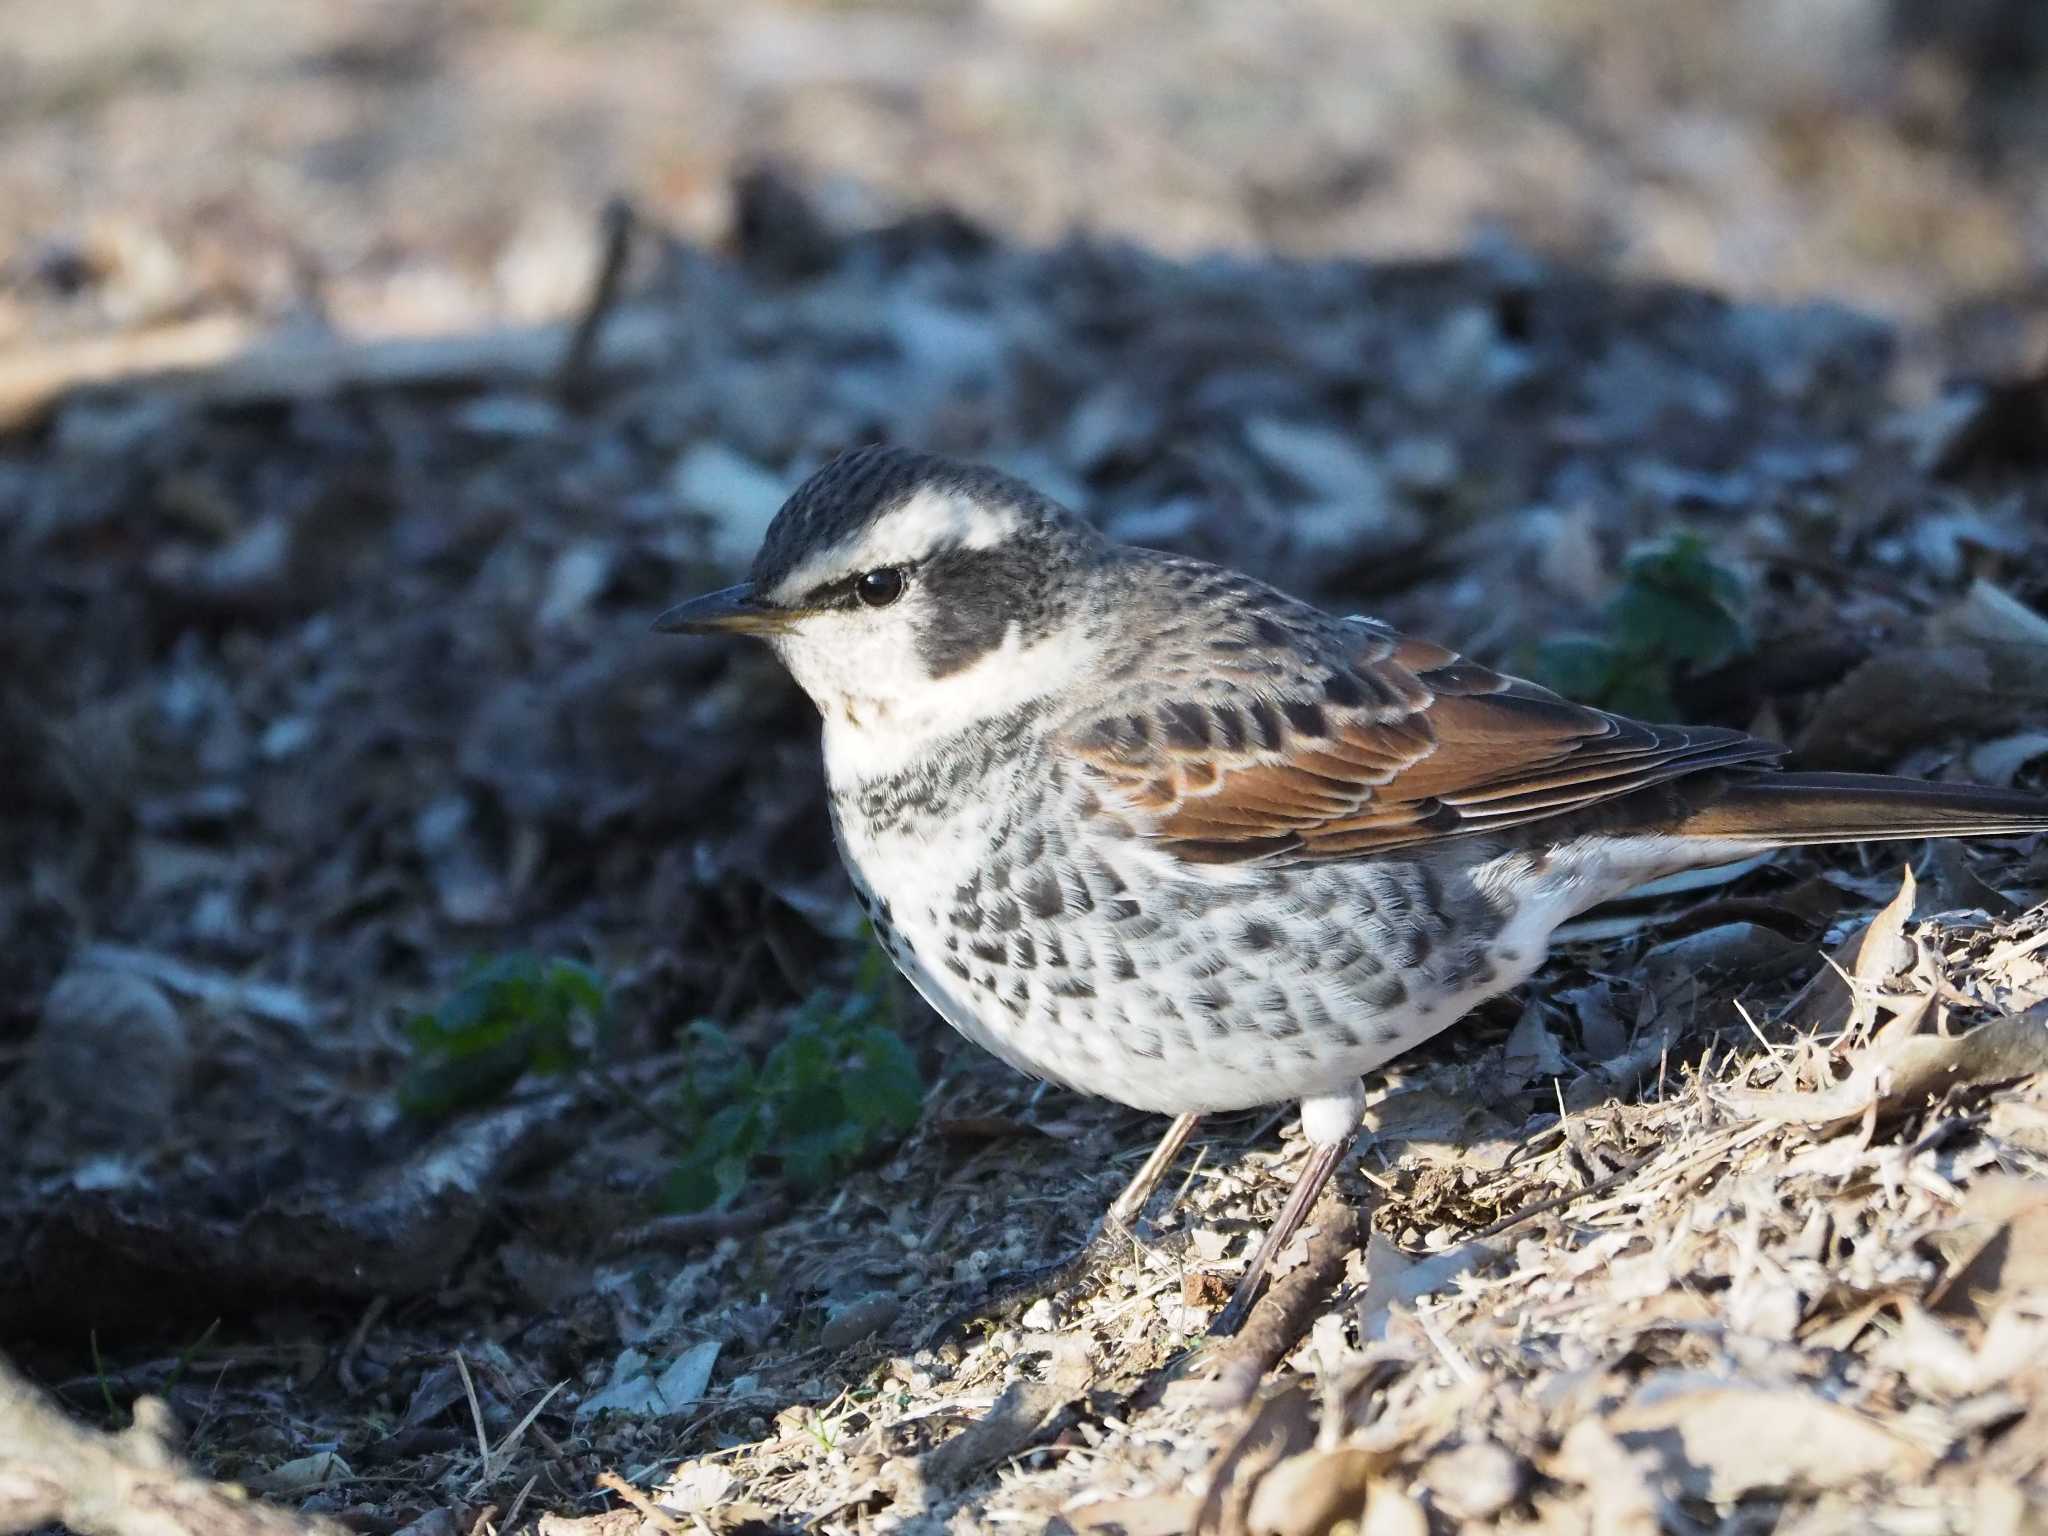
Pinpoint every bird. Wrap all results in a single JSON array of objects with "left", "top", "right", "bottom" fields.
[{"left": 656, "top": 444, "right": 2048, "bottom": 1336}]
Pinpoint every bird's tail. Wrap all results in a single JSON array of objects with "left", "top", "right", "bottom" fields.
[{"left": 1669, "top": 771, "right": 2048, "bottom": 847}]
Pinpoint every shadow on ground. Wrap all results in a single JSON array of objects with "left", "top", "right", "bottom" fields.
[{"left": 3, "top": 175, "right": 2048, "bottom": 1531}]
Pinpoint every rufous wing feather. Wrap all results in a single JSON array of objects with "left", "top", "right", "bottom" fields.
[{"left": 1061, "top": 616, "right": 1782, "bottom": 862}]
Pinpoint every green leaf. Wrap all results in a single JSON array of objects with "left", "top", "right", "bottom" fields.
[
  {"left": 663, "top": 1156, "right": 721, "bottom": 1212},
  {"left": 1606, "top": 583, "right": 1746, "bottom": 671},
  {"left": 712, "top": 1153, "right": 752, "bottom": 1208},
  {"left": 779, "top": 1124, "right": 857, "bottom": 1189},
  {"left": 697, "top": 1100, "right": 764, "bottom": 1159},
  {"left": 1533, "top": 635, "right": 1619, "bottom": 702},
  {"left": 1531, "top": 534, "right": 1752, "bottom": 714},
  {"left": 853, "top": 937, "right": 894, "bottom": 1001},
  {"left": 401, "top": 952, "right": 606, "bottom": 1120},
  {"left": 397, "top": 1030, "right": 541, "bottom": 1118},
  {"left": 777, "top": 1080, "right": 846, "bottom": 1132},
  {"left": 659, "top": 981, "right": 926, "bottom": 1207},
  {"left": 1608, "top": 534, "right": 1750, "bottom": 671},
  {"left": 1596, "top": 654, "right": 1680, "bottom": 722},
  {"left": 761, "top": 1029, "right": 834, "bottom": 1098},
  {"left": 844, "top": 1028, "right": 923, "bottom": 1132},
  {"left": 543, "top": 959, "right": 608, "bottom": 1017}
]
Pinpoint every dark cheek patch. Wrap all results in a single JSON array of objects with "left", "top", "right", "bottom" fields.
[{"left": 913, "top": 545, "right": 1053, "bottom": 678}]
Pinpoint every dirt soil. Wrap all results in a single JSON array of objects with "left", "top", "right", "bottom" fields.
[{"left": 4, "top": 4, "right": 2048, "bottom": 1535}]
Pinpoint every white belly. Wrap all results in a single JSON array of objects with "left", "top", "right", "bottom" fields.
[{"left": 829, "top": 708, "right": 1764, "bottom": 1116}]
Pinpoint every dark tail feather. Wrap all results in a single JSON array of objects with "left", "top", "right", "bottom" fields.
[{"left": 1671, "top": 771, "right": 2048, "bottom": 847}]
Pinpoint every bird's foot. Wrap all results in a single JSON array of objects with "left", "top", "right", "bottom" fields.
[{"left": 918, "top": 1218, "right": 1185, "bottom": 1353}]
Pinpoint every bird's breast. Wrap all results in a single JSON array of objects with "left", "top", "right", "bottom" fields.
[
  {"left": 826, "top": 735, "right": 1711, "bottom": 1117},
  {"left": 835, "top": 763, "right": 1424, "bottom": 1110},
  {"left": 829, "top": 777, "right": 1047, "bottom": 1079}
]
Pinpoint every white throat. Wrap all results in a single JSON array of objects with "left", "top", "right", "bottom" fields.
[{"left": 810, "top": 619, "right": 1095, "bottom": 786}]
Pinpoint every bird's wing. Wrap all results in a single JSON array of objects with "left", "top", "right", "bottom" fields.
[{"left": 1057, "top": 615, "right": 1780, "bottom": 863}]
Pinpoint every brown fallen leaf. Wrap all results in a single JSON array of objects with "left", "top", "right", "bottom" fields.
[
  {"left": 534, "top": 1512, "right": 641, "bottom": 1536},
  {"left": 1986, "top": 1095, "right": 2048, "bottom": 1156},
  {"left": 244, "top": 1451, "right": 354, "bottom": 1497},
  {"left": 0, "top": 313, "right": 255, "bottom": 431},
  {"left": 1982, "top": 1360, "right": 2048, "bottom": 1486},
  {"left": 1551, "top": 1419, "right": 1661, "bottom": 1536},
  {"left": 1927, "top": 1175, "right": 2048, "bottom": 1320},
  {"left": 1604, "top": 1379, "right": 1932, "bottom": 1500},
  {"left": 1854, "top": 864, "right": 1921, "bottom": 992},
  {"left": 1356, "top": 1231, "right": 1501, "bottom": 1341},
  {"left": 1062, "top": 1493, "right": 1202, "bottom": 1536},
  {"left": 921, "top": 1337, "right": 1094, "bottom": 1487},
  {"left": 1927, "top": 839, "right": 2025, "bottom": 918},
  {"left": 592, "top": 1471, "right": 689, "bottom": 1536},
  {"left": 1243, "top": 1449, "right": 1379, "bottom": 1536},
  {"left": 1777, "top": 864, "right": 1919, "bottom": 1036},
  {"left": 1796, "top": 582, "right": 2048, "bottom": 770},
  {"left": 1359, "top": 1074, "right": 1514, "bottom": 1153},
  {"left": 1191, "top": 1379, "right": 1318, "bottom": 1536},
  {"left": 1719, "top": 1004, "right": 2048, "bottom": 1130},
  {"left": 1794, "top": 645, "right": 2001, "bottom": 771},
  {"left": 1928, "top": 580, "right": 2048, "bottom": 678},
  {"left": 1417, "top": 1440, "right": 1523, "bottom": 1523},
  {"left": 1926, "top": 373, "right": 2048, "bottom": 477},
  {"left": 1799, "top": 1292, "right": 1902, "bottom": 1352},
  {"left": 1640, "top": 922, "right": 1812, "bottom": 1011}
]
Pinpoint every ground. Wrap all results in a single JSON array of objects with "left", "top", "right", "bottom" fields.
[{"left": 3, "top": 4, "right": 2048, "bottom": 1535}]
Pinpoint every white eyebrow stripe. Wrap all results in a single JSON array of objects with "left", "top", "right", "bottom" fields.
[{"left": 770, "top": 486, "right": 1019, "bottom": 600}]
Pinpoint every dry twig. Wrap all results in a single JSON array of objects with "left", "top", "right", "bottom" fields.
[{"left": 0, "top": 1356, "right": 348, "bottom": 1536}]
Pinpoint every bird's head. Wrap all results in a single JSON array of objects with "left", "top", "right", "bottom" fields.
[{"left": 657, "top": 446, "right": 1106, "bottom": 767}]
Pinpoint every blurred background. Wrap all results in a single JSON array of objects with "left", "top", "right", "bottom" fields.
[
  {"left": 5, "top": 4, "right": 2048, "bottom": 1530},
  {"left": 5, "top": 0, "right": 2048, "bottom": 364}
]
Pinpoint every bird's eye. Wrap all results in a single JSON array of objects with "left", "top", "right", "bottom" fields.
[{"left": 855, "top": 568, "right": 906, "bottom": 608}]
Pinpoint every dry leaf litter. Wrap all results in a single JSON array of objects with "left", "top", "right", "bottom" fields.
[{"left": 4, "top": 10, "right": 2048, "bottom": 1535}]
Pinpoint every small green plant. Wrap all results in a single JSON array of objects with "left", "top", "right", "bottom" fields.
[
  {"left": 399, "top": 943, "right": 921, "bottom": 1208},
  {"left": 400, "top": 953, "right": 607, "bottom": 1117},
  {"left": 1534, "top": 533, "right": 1751, "bottom": 719},
  {"left": 663, "top": 951, "right": 923, "bottom": 1211}
]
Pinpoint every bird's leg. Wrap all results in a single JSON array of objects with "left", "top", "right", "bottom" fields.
[
  {"left": 1107, "top": 1110, "right": 1204, "bottom": 1227},
  {"left": 1207, "top": 1085, "right": 1362, "bottom": 1338},
  {"left": 1205, "top": 1138, "right": 1348, "bottom": 1337},
  {"left": 920, "top": 1112, "right": 1203, "bottom": 1348}
]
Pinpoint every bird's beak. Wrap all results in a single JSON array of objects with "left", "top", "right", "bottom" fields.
[{"left": 652, "top": 582, "right": 791, "bottom": 637}]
